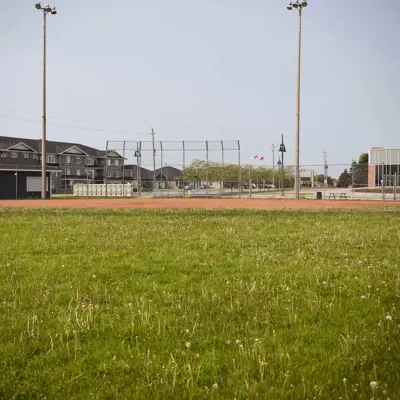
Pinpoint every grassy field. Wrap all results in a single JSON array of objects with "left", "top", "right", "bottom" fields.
[{"left": 0, "top": 208, "right": 399, "bottom": 399}]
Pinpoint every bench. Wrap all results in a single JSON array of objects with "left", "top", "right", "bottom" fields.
[{"left": 328, "top": 193, "right": 348, "bottom": 200}]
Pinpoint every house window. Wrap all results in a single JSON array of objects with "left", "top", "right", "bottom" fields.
[
  {"left": 24, "top": 153, "right": 30, "bottom": 159},
  {"left": 33, "top": 154, "right": 37, "bottom": 160},
  {"left": 65, "top": 156, "right": 71, "bottom": 164},
  {"left": 115, "top": 171, "right": 120, "bottom": 178},
  {"left": 107, "top": 171, "right": 112, "bottom": 178},
  {"left": 1, "top": 153, "right": 6, "bottom": 158},
  {"left": 76, "top": 169, "right": 81, "bottom": 176},
  {"left": 86, "top": 157, "right": 94, "bottom": 165},
  {"left": 66, "top": 168, "right": 71, "bottom": 176},
  {"left": 114, "top": 159, "right": 119, "bottom": 166},
  {"left": 12, "top": 153, "right": 17, "bottom": 158},
  {"left": 47, "top": 155, "right": 56, "bottom": 163},
  {"left": 107, "top": 159, "right": 112, "bottom": 166},
  {"left": 75, "top": 157, "right": 81, "bottom": 164}
]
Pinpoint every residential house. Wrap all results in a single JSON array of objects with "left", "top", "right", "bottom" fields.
[
  {"left": 0, "top": 136, "right": 124, "bottom": 193},
  {"left": 124, "top": 164, "right": 183, "bottom": 189}
]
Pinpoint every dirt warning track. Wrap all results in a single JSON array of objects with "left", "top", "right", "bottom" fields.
[{"left": 0, "top": 198, "right": 398, "bottom": 210}]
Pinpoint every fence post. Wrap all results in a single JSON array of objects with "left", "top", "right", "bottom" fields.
[
  {"left": 182, "top": 141, "right": 185, "bottom": 197},
  {"left": 160, "top": 141, "right": 163, "bottom": 195},
  {"left": 238, "top": 141, "right": 241, "bottom": 199},
  {"left": 15, "top": 166, "right": 18, "bottom": 199},
  {"left": 221, "top": 141, "right": 224, "bottom": 198},
  {"left": 249, "top": 164, "right": 252, "bottom": 199},
  {"left": 122, "top": 141, "right": 126, "bottom": 197},
  {"left": 105, "top": 140, "right": 108, "bottom": 197},
  {"left": 382, "top": 161, "right": 385, "bottom": 202},
  {"left": 394, "top": 173, "right": 397, "bottom": 202},
  {"left": 206, "top": 141, "right": 209, "bottom": 199}
]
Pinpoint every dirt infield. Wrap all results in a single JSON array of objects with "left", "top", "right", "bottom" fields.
[{"left": 0, "top": 198, "right": 398, "bottom": 210}]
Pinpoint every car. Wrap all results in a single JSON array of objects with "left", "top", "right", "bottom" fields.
[
  {"left": 258, "top": 184, "right": 275, "bottom": 189},
  {"left": 199, "top": 184, "right": 209, "bottom": 189},
  {"left": 184, "top": 183, "right": 196, "bottom": 190}
]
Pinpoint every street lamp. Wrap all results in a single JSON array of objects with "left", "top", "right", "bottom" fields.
[
  {"left": 279, "top": 134, "right": 286, "bottom": 196},
  {"left": 35, "top": 3, "right": 57, "bottom": 199},
  {"left": 287, "top": 0, "right": 307, "bottom": 199},
  {"left": 134, "top": 149, "right": 142, "bottom": 196},
  {"left": 277, "top": 157, "right": 282, "bottom": 191}
]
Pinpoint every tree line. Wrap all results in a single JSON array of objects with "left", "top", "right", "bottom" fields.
[
  {"left": 182, "top": 159, "right": 295, "bottom": 186},
  {"left": 337, "top": 153, "right": 369, "bottom": 188}
]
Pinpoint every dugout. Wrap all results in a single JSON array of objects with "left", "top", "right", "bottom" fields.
[{"left": 0, "top": 170, "right": 52, "bottom": 199}]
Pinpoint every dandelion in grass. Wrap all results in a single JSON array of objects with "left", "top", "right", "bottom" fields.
[
  {"left": 212, "top": 383, "right": 218, "bottom": 390},
  {"left": 370, "top": 381, "right": 378, "bottom": 389},
  {"left": 92, "top": 274, "right": 97, "bottom": 279},
  {"left": 185, "top": 342, "right": 191, "bottom": 349},
  {"left": 386, "top": 315, "right": 392, "bottom": 322},
  {"left": 360, "top": 295, "right": 367, "bottom": 300}
]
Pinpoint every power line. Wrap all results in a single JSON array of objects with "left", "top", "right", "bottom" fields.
[
  {"left": 0, "top": 112, "right": 149, "bottom": 136},
  {"left": 0, "top": 106, "right": 149, "bottom": 133}
]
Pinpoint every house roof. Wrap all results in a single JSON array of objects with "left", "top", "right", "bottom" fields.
[
  {"left": 0, "top": 156, "right": 59, "bottom": 171},
  {"left": 155, "top": 166, "right": 182, "bottom": 179},
  {"left": 0, "top": 137, "right": 40, "bottom": 152},
  {"left": 0, "top": 136, "right": 122, "bottom": 158},
  {"left": 124, "top": 165, "right": 153, "bottom": 180},
  {"left": 123, "top": 165, "right": 182, "bottom": 180}
]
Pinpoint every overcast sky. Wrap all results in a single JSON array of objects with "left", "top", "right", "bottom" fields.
[{"left": 1, "top": 0, "right": 399, "bottom": 173}]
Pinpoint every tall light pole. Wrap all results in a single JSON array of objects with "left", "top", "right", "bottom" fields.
[
  {"left": 35, "top": 3, "right": 57, "bottom": 199},
  {"left": 287, "top": 0, "right": 307, "bottom": 200},
  {"left": 279, "top": 134, "right": 286, "bottom": 196}
]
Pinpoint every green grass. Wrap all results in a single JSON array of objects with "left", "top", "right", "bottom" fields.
[{"left": 0, "top": 208, "right": 399, "bottom": 399}]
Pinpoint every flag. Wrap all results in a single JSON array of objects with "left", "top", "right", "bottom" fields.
[
  {"left": 254, "top": 154, "right": 258, "bottom": 160},
  {"left": 260, "top": 156, "right": 264, "bottom": 161}
]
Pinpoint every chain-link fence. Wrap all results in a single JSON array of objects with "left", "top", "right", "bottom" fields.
[
  {"left": 83, "top": 145, "right": 400, "bottom": 201},
  {"left": 105, "top": 140, "right": 243, "bottom": 198}
]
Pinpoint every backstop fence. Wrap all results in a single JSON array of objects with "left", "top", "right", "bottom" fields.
[{"left": 104, "top": 140, "right": 243, "bottom": 198}]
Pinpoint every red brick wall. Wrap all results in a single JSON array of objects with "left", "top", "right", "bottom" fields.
[{"left": 368, "top": 165, "right": 375, "bottom": 187}]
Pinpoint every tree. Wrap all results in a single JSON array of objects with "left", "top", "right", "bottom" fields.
[
  {"left": 182, "top": 159, "right": 206, "bottom": 182},
  {"left": 359, "top": 153, "right": 368, "bottom": 164},
  {"left": 350, "top": 153, "right": 369, "bottom": 188},
  {"left": 337, "top": 169, "right": 351, "bottom": 188},
  {"left": 314, "top": 174, "right": 333, "bottom": 186}
]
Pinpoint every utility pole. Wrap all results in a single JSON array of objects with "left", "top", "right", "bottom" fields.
[
  {"left": 287, "top": 0, "right": 308, "bottom": 200},
  {"left": 36, "top": 2, "right": 57, "bottom": 199},
  {"left": 323, "top": 149, "right": 328, "bottom": 188},
  {"left": 151, "top": 127, "right": 156, "bottom": 190}
]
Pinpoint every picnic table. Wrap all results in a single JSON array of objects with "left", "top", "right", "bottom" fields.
[{"left": 328, "top": 192, "right": 348, "bottom": 200}]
